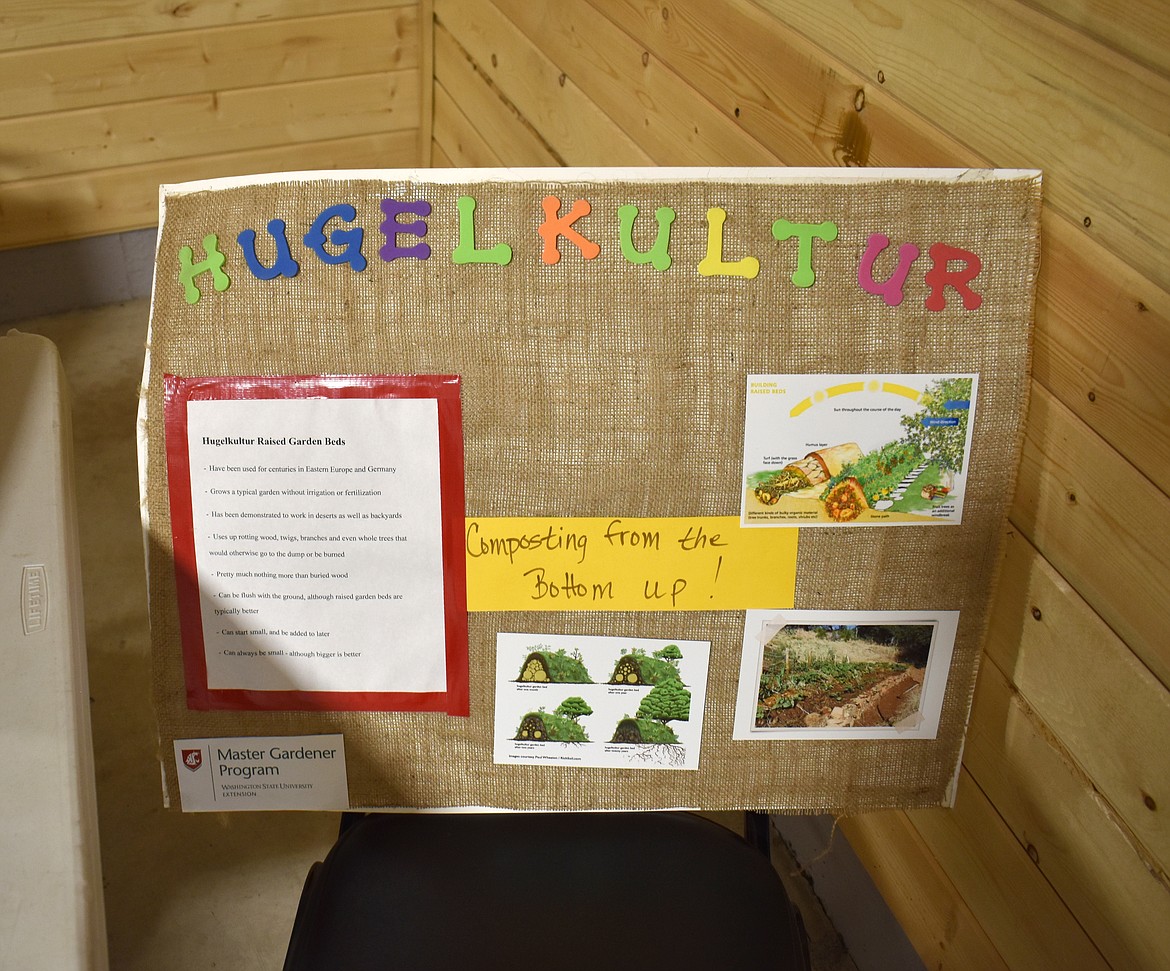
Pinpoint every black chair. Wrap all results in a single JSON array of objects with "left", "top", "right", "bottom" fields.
[{"left": 284, "top": 810, "right": 811, "bottom": 970}]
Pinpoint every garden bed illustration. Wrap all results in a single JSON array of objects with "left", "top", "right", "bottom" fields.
[
  {"left": 496, "top": 634, "right": 709, "bottom": 770},
  {"left": 607, "top": 644, "right": 684, "bottom": 686},
  {"left": 514, "top": 710, "right": 589, "bottom": 743},
  {"left": 743, "top": 375, "right": 974, "bottom": 524},
  {"left": 516, "top": 649, "right": 593, "bottom": 684}
]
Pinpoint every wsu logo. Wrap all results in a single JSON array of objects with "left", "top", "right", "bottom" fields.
[{"left": 181, "top": 749, "right": 204, "bottom": 772}]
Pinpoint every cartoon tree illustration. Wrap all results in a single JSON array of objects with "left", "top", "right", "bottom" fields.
[
  {"left": 609, "top": 652, "right": 684, "bottom": 685},
  {"left": 637, "top": 677, "right": 691, "bottom": 724},
  {"left": 555, "top": 696, "right": 593, "bottom": 722},
  {"left": 898, "top": 377, "right": 973, "bottom": 473},
  {"left": 653, "top": 643, "right": 683, "bottom": 666}
]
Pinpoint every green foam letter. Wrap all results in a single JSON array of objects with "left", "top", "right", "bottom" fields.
[
  {"left": 618, "top": 204, "right": 675, "bottom": 271},
  {"left": 178, "top": 234, "right": 230, "bottom": 305},
  {"left": 452, "top": 196, "right": 512, "bottom": 265}
]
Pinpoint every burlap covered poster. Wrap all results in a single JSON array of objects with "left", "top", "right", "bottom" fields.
[{"left": 141, "top": 168, "right": 1041, "bottom": 813}]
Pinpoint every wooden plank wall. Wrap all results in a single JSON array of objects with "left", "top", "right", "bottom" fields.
[
  {"left": 427, "top": 1, "right": 1170, "bottom": 968},
  {"left": 0, "top": 0, "right": 424, "bottom": 250}
]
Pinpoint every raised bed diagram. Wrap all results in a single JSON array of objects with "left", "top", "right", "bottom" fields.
[
  {"left": 495, "top": 634, "right": 709, "bottom": 770},
  {"left": 515, "top": 648, "right": 594, "bottom": 684},
  {"left": 607, "top": 644, "right": 684, "bottom": 686},
  {"left": 742, "top": 374, "right": 977, "bottom": 526},
  {"left": 610, "top": 672, "right": 692, "bottom": 745},
  {"left": 514, "top": 697, "right": 592, "bottom": 743}
]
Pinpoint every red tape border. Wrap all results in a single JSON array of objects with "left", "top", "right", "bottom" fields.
[{"left": 163, "top": 374, "right": 469, "bottom": 715}]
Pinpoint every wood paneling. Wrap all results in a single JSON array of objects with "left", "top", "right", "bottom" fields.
[
  {"left": 907, "top": 769, "right": 1112, "bottom": 971},
  {"left": 964, "top": 658, "right": 1170, "bottom": 970},
  {"left": 1012, "top": 384, "right": 1170, "bottom": 687},
  {"left": 1017, "top": 0, "right": 1170, "bottom": 77},
  {"left": 434, "top": 23, "right": 558, "bottom": 166},
  {"left": 418, "top": 0, "right": 434, "bottom": 164},
  {"left": 0, "top": 132, "right": 417, "bottom": 249},
  {"left": 0, "top": 3, "right": 422, "bottom": 249},
  {"left": 1033, "top": 212, "right": 1170, "bottom": 490},
  {"left": 432, "top": 81, "right": 503, "bottom": 167},
  {"left": 475, "top": 0, "right": 775, "bottom": 165},
  {"left": 0, "top": 10, "right": 417, "bottom": 119},
  {"left": 749, "top": 0, "right": 1170, "bottom": 296},
  {"left": 426, "top": 0, "right": 1170, "bottom": 967},
  {"left": 585, "top": 0, "right": 954, "bottom": 169},
  {"left": 0, "top": 1, "right": 408, "bottom": 52},
  {"left": 436, "top": 0, "right": 651, "bottom": 167},
  {"left": 0, "top": 72, "right": 418, "bottom": 181},
  {"left": 986, "top": 529, "right": 1170, "bottom": 873},
  {"left": 839, "top": 810, "right": 1012, "bottom": 971}
]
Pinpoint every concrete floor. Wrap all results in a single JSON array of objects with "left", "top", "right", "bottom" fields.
[{"left": 14, "top": 297, "right": 873, "bottom": 970}]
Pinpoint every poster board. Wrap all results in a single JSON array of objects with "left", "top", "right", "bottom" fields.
[{"left": 140, "top": 167, "right": 1041, "bottom": 813}]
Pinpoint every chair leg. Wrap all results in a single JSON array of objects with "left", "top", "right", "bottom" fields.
[
  {"left": 337, "top": 811, "right": 364, "bottom": 837},
  {"left": 745, "top": 809, "right": 772, "bottom": 858}
]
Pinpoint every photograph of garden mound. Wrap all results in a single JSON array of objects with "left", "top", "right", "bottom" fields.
[{"left": 754, "top": 624, "right": 932, "bottom": 729}]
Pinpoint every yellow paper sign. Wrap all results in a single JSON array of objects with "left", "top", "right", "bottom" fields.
[{"left": 465, "top": 517, "right": 797, "bottom": 611}]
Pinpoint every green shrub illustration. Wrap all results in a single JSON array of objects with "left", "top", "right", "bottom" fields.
[
  {"left": 610, "top": 717, "right": 679, "bottom": 745},
  {"left": 653, "top": 644, "right": 683, "bottom": 664},
  {"left": 637, "top": 678, "right": 691, "bottom": 724},
  {"left": 608, "top": 650, "right": 684, "bottom": 686},
  {"left": 514, "top": 711, "right": 589, "bottom": 743},
  {"left": 898, "top": 376, "right": 973, "bottom": 474},
  {"left": 554, "top": 696, "right": 593, "bottom": 721},
  {"left": 516, "top": 649, "right": 593, "bottom": 684}
]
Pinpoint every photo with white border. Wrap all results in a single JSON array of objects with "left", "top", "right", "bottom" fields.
[
  {"left": 733, "top": 610, "right": 958, "bottom": 740},
  {"left": 741, "top": 374, "right": 979, "bottom": 527},
  {"left": 495, "top": 632, "right": 710, "bottom": 771}
]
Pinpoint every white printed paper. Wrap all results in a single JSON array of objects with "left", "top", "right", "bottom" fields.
[
  {"left": 741, "top": 374, "right": 978, "bottom": 526},
  {"left": 173, "top": 734, "right": 349, "bottom": 811},
  {"left": 494, "top": 633, "right": 709, "bottom": 771},
  {"left": 186, "top": 396, "right": 445, "bottom": 693}
]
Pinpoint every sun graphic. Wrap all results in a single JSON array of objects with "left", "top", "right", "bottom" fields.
[{"left": 789, "top": 380, "right": 921, "bottom": 417}]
